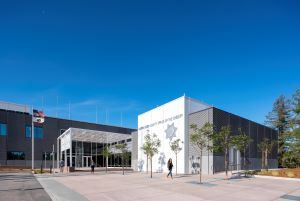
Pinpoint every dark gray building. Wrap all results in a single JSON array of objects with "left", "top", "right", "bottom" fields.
[
  {"left": 0, "top": 102, "right": 136, "bottom": 168},
  {"left": 189, "top": 107, "right": 278, "bottom": 173}
]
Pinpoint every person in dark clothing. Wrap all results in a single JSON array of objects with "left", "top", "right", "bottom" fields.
[
  {"left": 91, "top": 159, "right": 95, "bottom": 174},
  {"left": 167, "top": 158, "right": 173, "bottom": 179}
]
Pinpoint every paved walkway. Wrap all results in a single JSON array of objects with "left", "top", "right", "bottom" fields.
[
  {"left": 0, "top": 172, "right": 51, "bottom": 201},
  {"left": 36, "top": 172, "right": 300, "bottom": 201}
]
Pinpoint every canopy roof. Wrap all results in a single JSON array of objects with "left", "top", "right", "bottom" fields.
[{"left": 58, "top": 127, "right": 131, "bottom": 144}]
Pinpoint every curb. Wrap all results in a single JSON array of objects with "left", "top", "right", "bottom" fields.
[{"left": 254, "top": 175, "right": 300, "bottom": 181}]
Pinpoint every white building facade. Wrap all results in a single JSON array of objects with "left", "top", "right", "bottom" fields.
[{"left": 137, "top": 96, "right": 213, "bottom": 174}]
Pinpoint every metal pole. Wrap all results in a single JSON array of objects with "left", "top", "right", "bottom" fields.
[
  {"left": 56, "top": 96, "right": 59, "bottom": 118},
  {"left": 70, "top": 140, "right": 72, "bottom": 168},
  {"left": 52, "top": 144, "right": 54, "bottom": 172},
  {"left": 64, "top": 150, "right": 67, "bottom": 171},
  {"left": 96, "top": 142, "right": 97, "bottom": 167},
  {"left": 57, "top": 138, "right": 59, "bottom": 169},
  {"left": 69, "top": 101, "right": 71, "bottom": 120},
  {"left": 96, "top": 105, "right": 98, "bottom": 124},
  {"left": 44, "top": 152, "right": 47, "bottom": 169},
  {"left": 31, "top": 107, "right": 34, "bottom": 170}
]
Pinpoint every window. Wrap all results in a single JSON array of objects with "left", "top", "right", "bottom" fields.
[
  {"left": 35, "top": 127, "right": 43, "bottom": 139},
  {"left": 25, "top": 126, "right": 31, "bottom": 138},
  {"left": 7, "top": 151, "right": 25, "bottom": 160},
  {"left": 25, "top": 126, "right": 43, "bottom": 139},
  {"left": 0, "top": 123, "right": 7, "bottom": 136},
  {"left": 42, "top": 152, "right": 53, "bottom": 160},
  {"left": 126, "top": 139, "right": 132, "bottom": 142}
]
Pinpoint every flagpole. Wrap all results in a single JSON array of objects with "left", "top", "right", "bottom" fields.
[{"left": 31, "top": 106, "right": 34, "bottom": 170}]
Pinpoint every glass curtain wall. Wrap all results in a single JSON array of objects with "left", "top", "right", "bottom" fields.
[{"left": 64, "top": 140, "right": 132, "bottom": 168}]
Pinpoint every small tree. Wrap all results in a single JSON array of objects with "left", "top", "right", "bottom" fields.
[
  {"left": 101, "top": 146, "right": 111, "bottom": 173},
  {"left": 211, "top": 125, "right": 232, "bottom": 177},
  {"left": 115, "top": 143, "right": 129, "bottom": 175},
  {"left": 258, "top": 138, "right": 275, "bottom": 170},
  {"left": 141, "top": 133, "right": 161, "bottom": 178},
  {"left": 170, "top": 139, "right": 183, "bottom": 175},
  {"left": 190, "top": 123, "right": 214, "bottom": 183},
  {"left": 230, "top": 129, "right": 253, "bottom": 170}
]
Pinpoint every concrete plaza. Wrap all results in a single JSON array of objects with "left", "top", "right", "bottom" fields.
[
  {"left": 35, "top": 171, "right": 300, "bottom": 201},
  {"left": 0, "top": 172, "right": 51, "bottom": 201}
]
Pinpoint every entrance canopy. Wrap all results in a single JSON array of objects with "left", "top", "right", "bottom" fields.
[
  {"left": 58, "top": 127, "right": 131, "bottom": 151},
  {"left": 57, "top": 127, "right": 132, "bottom": 168}
]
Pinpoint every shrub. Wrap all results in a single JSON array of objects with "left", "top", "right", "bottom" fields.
[
  {"left": 286, "top": 171, "right": 295, "bottom": 178},
  {"left": 271, "top": 170, "right": 279, "bottom": 176}
]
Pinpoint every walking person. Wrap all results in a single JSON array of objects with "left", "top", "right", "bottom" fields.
[
  {"left": 59, "top": 159, "right": 64, "bottom": 173},
  {"left": 91, "top": 159, "right": 95, "bottom": 174},
  {"left": 167, "top": 158, "right": 173, "bottom": 179}
]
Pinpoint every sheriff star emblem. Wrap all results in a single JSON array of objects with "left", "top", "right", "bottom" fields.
[{"left": 165, "top": 123, "right": 177, "bottom": 141}]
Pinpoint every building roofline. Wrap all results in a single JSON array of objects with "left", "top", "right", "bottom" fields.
[{"left": 138, "top": 95, "right": 212, "bottom": 117}]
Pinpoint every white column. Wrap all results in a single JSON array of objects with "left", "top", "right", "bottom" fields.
[
  {"left": 82, "top": 141, "right": 83, "bottom": 167},
  {"left": 57, "top": 139, "right": 59, "bottom": 169},
  {"left": 64, "top": 150, "right": 67, "bottom": 167}
]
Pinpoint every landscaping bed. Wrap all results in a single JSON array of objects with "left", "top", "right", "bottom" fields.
[{"left": 255, "top": 168, "right": 300, "bottom": 179}]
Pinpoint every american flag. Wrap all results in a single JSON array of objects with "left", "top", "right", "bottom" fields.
[{"left": 33, "top": 109, "right": 45, "bottom": 123}]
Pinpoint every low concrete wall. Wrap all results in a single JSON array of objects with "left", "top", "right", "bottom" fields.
[{"left": 0, "top": 160, "right": 58, "bottom": 169}]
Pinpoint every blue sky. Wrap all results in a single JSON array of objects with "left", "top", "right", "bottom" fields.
[{"left": 0, "top": 0, "right": 299, "bottom": 128}]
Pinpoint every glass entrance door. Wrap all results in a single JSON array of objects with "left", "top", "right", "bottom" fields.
[{"left": 83, "top": 156, "right": 91, "bottom": 167}]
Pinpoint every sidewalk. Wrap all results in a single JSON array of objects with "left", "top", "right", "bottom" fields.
[
  {"left": 0, "top": 172, "right": 51, "bottom": 201},
  {"left": 34, "top": 171, "right": 300, "bottom": 201}
]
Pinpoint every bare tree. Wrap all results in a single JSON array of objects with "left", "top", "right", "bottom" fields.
[
  {"left": 115, "top": 143, "right": 129, "bottom": 175},
  {"left": 258, "top": 138, "right": 275, "bottom": 170},
  {"left": 170, "top": 139, "right": 183, "bottom": 175},
  {"left": 141, "top": 133, "right": 161, "bottom": 178},
  {"left": 190, "top": 123, "right": 213, "bottom": 183}
]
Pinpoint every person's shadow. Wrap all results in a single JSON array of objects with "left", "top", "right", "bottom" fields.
[
  {"left": 138, "top": 159, "right": 144, "bottom": 172},
  {"left": 157, "top": 152, "right": 166, "bottom": 173}
]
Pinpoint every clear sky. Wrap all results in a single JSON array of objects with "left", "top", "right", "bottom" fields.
[{"left": 0, "top": 0, "right": 299, "bottom": 128}]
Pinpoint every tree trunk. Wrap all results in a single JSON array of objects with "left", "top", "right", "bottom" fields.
[
  {"left": 200, "top": 150, "right": 203, "bottom": 184},
  {"left": 106, "top": 156, "right": 108, "bottom": 173},
  {"left": 122, "top": 155, "right": 124, "bottom": 175},
  {"left": 146, "top": 155, "right": 148, "bottom": 174},
  {"left": 176, "top": 153, "right": 178, "bottom": 175},
  {"left": 146, "top": 156, "right": 149, "bottom": 174},
  {"left": 265, "top": 151, "right": 268, "bottom": 171},
  {"left": 225, "top": 149, "right": 228, "bottom": 177},
  {"left": 150, "top": 157, "right": 153, "bottom": 178},
  {"left": 243, "top": 148, "right": 246, "bottom": 170},
  {"left": 261, "top": 151, "right": 264, "bottom": 169}
]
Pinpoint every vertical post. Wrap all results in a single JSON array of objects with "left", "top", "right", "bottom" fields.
[
  {"left": 68, "top": 101, "right": 71, "bottom": 120},
  {"left": 57, "top": 138, "right": 59, "bottom": 169},
  {"left": 96, "top": 105, "right": 98, "bottom": 124},
  {"left": 44, "top": 152, "right": 47, "bottom": 169},
  {"left": 64, "top": 150, "right": 67, "bottom": 168},
  {"left": 60, "top": 139, "right": 63, "bottom": 167},
  {"left": 56, "top": 96, "right": 59, "bottom": 118},
  {"left": 82, "top": 141, "right": 83, "bottom": 167},
  {"left": 70, "top": 140, "right": 72, "bottom": 167},
  {"left": 96, "top": 142, "right": 97, "bottom": 167},
  {"left": 52, "top": 144, "right": 54, "bottom": 172},
  {"left": 31, "top": 107, "right": 35, "bottom": 170}
]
